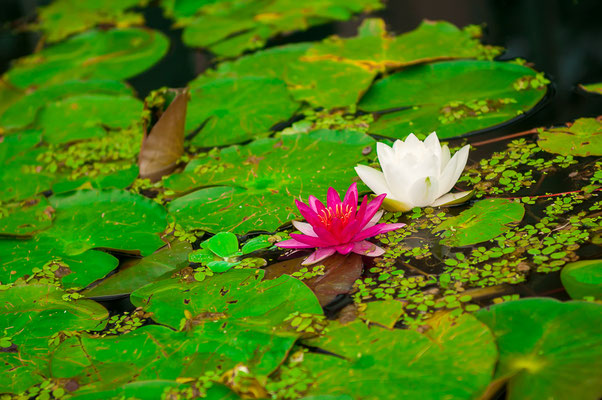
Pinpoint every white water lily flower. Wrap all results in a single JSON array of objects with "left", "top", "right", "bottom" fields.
[{"left": 355, "top": 132, "right": 472, "bottom": 212}]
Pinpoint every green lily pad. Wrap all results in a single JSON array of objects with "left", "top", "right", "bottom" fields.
[
  {"left": 560, "top": 260, "right": 602, "bottom": 300},
  {"left": 0, "top": 236, "right": 119, "bottom": 289},
  {"left": 51, "top": 164, "right": 140, "bottom": 195},
  {"left": 286, "top": 60, "right": 376, "bottom": 109},
  {"left": 537, "top": 118, "right": 602, "bottom": 157},
  {"left": 191, "top": 43, "right": 312, "bottom": 87},
  {"left": 0, "top": 196, "right": 53, "bottom": 236},
  {"left": 358, "top": 60, "right": 548, "bottom": 139},
  {"left": 0, "top": 189, "right": 167, "bottom": 288},
  {"left": 435, "top": 198, "right": 525, "bottom": 247},
  {"left": 5, "top": 28, "right": 168, "bottom": 89},
  {"left": 0, "top": 80, "right": 134, "bottom": 132},
  {"left": 69, "top": 380, "right": 190, "bottom": 400},
  {"left": 131, "top": 269, "right": 322, "bottom": 333},
  {"left": 41, "top": 189, "right": 167, "bottom": 256},
  {"left": 52, "top": 324, "right": 289, "bottom": 393},
  {"left": 303, "top": 19, "right": 500, "bottom": 72},
  {"left": 186, "top": 77, "right": 299, "bottom": 147},
  {"left": 0, "top": 284, "right": 108, "bottom": 394},
  {"left": 579, "top": 82, "right": 602, "bottom": 95},
  {"left": 83, "top": 240, "right": 192, "bottom": 298},
  {"left": 361, "top": 299, "right": 404, "bottom": 329},
  {"left": 37, "top": 94, "right": 143, "bottom": 144},
  {"left": 476, "top": 298, "right": 602, "bottom": 400},
  {"left": 32, "top": 0, "right": 146, "bottom": 43},
  {"left": 301, "top": 314, "right": 497, "bottom": 399},
  {"left": 176, "top": 0, "right": 382, "bottom": 57},
  {"left": 165, "top": 129, "right": 374, "bottom": 233}
]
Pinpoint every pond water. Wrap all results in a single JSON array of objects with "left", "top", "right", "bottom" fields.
[{"left": 0, "top": 1, "right": 601, "bottom": 399}]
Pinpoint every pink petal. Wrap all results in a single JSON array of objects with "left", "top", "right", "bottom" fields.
[
  {"left": 360, "top": 193, "right": 387, "bottom": 228},
  {"left": 342, "top": 182, "right": 358, "bottom": 211},
  {"left": 292, "top": 221, "right": 317, "bottom": 237},
  {"left": 290, "top": 233, "right": 333, "bottom": 248},
  {"left": 326, "top": 187, "right": 341, "bottom": 208},
  {"left": 302, "top": 247, "right": 336, "bottom": 265},
  {"left": 311, "top": 225, "right": 339, "bottom": 246},
  {"left": 352, "top": 222, "right": 405, "bottom": 242},
  {"left": 276, "top": 238, "right": 315, "bottom": 249},
  {"left": 365, "top": 210, "right": 384, "bottom": 229},
  {"left": 335, "top": 243, "right": 354, "bottom": 255},
  {"left": 308, "top": 195, "right": 326, "bottom": 214},
  {"left": 351, "top": 240, "right": 386, "bottom": 257},
  {"left": 295, "top": 200, "right": 322, "bottom": 227}
]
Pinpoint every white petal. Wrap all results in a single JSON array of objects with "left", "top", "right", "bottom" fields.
[
  {"left": 431, "top": 191, "right": 474, "bottom": 207},
  {"left": 381, "top": 197, "right": 415, "bottom": 212},
  {"left": 408, "top": 176, "right": 440, "bottom": 207},
  {"left": 354, "top": 165, "right": 392, "bottom": 197},
  {"left": 423, "top": 131, "right": 442, "bottom": 161},
  {"left": 440, "top": 144, "right": 451, "bottom": 173},
  {"left": 376, "top": 142, "right": 395, "bottom": 166},
  {"left": 292, "top": 220, "right": 318, "bottom": 237},
  {"left": 379, "top": 154, "right": 415, "bottom": 203},
  {"left": 438, "top": 145, "right": 470, "bottom": 196}
]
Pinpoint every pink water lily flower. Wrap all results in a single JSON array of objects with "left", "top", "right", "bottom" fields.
[{"left": 277, "top": 183, "right": 405, "bottom": 265}]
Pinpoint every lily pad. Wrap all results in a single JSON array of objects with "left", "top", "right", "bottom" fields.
[
  {"left": 186, "top": 77, "right": 299, "bottom": 147},
  {"left": 476, "top": 298, "right": 602, "bottom": 400},
  {"left": 435, "top": 198, "right": 525, "bottom": 247},
  {"left": 0, "top": 80, "right": 134, "bottom": 132},
  {"left": 32, "top": 0, "right": 146, "bottom": 43},
  {"left": 38, "top": 94, "right": 143, "bottom": 144},
  {"left": 165, "top": 129, "right": 374, "bottom": 233},
  {"left": 176, "top": 0, "right": 383, "bottom": 57},
  {"left": 303, "top": 19, "right": 500, "bottom": 72},
  {"left": 5, "top": 28, "right": 168, "bottom": 89},
  {"left": 358, "top": 60, "right": 548, "bottom": 139},
  {"left": 361, "top": 299, "right": 404, "bottom": 329},
  {"left": 301, "top": 314, "right": 497, "bottom": 399},
  {"left": 131, "top": 269, "right": 322, "bottom": 332},
  {"left": 537, "top": 117, "right": 602, "bottom": 157},
  {"left": 83, "top": 240, "right": 192, "bottom": 298},
  {"left": 0, "top": 284, "right": 108, "bottom": 394},
  {"left": 560, "top": 260, "right": 602, "bottom": 300},
  {"left": 0, "top": 189, "right": 167, "bottom": 287},
  {"left": 579, "top": 82, "right": 602, "bottom": 95},
  {"left": 0, "top": 196, "right": 53, "bottom": 236}
]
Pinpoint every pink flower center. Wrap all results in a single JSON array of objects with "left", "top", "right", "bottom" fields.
[{"left": 318, "top": 203, "right": 353, "bottom": 228}]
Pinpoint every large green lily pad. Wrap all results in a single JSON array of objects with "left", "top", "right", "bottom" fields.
[
  {"left": 177, "top": 0, "right": 383, "bottom": 57},
  {"left": 83, "top": 240, "right": 192, "bottom": 298},
  {"left": 560, "top": 260, "right": 602, "bottom": 300},
  {"left": 358, "top": 60, "right": 548, "bottom": 139},
  {"left": 131, "top": 269, "right": 322, "bottom": 332},
  {"left": 0, "top": 80, "right": 134, "bottom": 132},
  {"left": 303, "top": 19, "right": 499, "bottom": 71},
  {"left": 32, "top": 0, "right": 146, "bottom": 43},
  {"left": 476, "top": 298, "right": 602, "bottom": 400},
  {"left": 5, "top": 28, "right": 168, "bottom": 89},
  {"left": 0, "top": 189, "right": 167, "bottom": 287},
  {"left": 537, "top": 117, "right": 602, "bottom": 157},
  {"left": 186, "top": 77, "right": 299, "bottom": 147},
  {"left": 435, "top": 198, "right": 525, "bottom": 247},
  {"left": 0, "top": 284, "right": 108, "bottom": 394},
  {"left": 0, "top": 196, "right": 53, "bottom": 236},
  {"left": 301, "top": 314, "right": 497, "bottom": 399},
  {"left": 39, "top": 94, "right": 143, "bottom": 144},
  {"left": 165, "top": 129, "right": 374, "bottom": 233}
]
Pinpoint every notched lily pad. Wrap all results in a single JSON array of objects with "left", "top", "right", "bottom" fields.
[
  {"left": 476, "top": 298, "right": 602, "bottom": 400},
  {"left": 359, "top": 60, "right": 548, "bottom": 140},
  {"left": 560, "top": 259, "right": 602, "bottom": 300},
  {"left": 166, "top": 130, "right": 374, "bottom": 233},
  {"left": 301, "top": 314, "right": 497, "bottom": 399},
  {"left": 435, "top": 198, "right": 525, "bottom": 247},
  {"left": 537, "top": 117, "right": 602, "bottom": 157},
  {"left": 5, "top": 28, "right": 168, "bottom": 89}
]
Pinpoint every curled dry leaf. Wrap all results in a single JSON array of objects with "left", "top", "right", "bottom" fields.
[{"left": 139, "top": 88, "right": 189, "bottom": 181}]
